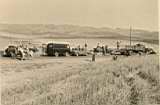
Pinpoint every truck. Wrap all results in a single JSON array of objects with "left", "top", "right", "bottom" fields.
[{"left": 46, "top": 42, "right": 70, "bottom": 57}]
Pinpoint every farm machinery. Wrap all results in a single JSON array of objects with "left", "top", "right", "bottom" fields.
[
  {"left": 70, "top": 47, "right": 88, "bottom": 56},
  {"left": 93, "top": 45, "right": 111, "bottom": 55},
  {"left": 4, "top": 45, "right": 34, "bottom": 60},
  {"left": 110, "top": 43, "right": 156, "bottom": 56},
  {"left": 4, "top": 40, "right": 40, "bottom": 60},
  {"left": 2, "top": 40, "right": 157, "bottom": 60}
]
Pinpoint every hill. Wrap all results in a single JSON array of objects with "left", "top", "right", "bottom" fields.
[{"left": 0, "top": 24, "right": 158, "bottom": 44}]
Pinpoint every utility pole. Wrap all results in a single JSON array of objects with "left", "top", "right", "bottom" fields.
[
  {"left": 130, "top": 26, "right": 132, "bottom": 46},
  {"left": 9, "top": 33, "right": 12, "bottom": 45}
]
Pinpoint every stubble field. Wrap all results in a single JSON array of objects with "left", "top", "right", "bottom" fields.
[{"left": 1, "top": 53, "right": 159, "bottom": 105}]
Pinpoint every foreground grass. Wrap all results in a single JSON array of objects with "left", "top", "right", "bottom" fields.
[{"left": 2, "top": 55, "right": 160, "bottom": 105}]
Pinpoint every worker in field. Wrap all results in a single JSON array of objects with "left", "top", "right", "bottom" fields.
[
  {"left": 78, "top": 45, "right": 80, "bottom": 50},
  {"left": 84, "top": 43, "right": 88, "bottom": 52},
  {"left": 102, "top": 46, "right": 106, "bottom": 56},
  {"left": 97, "top": 43, "right": 100, "bottom": 48},
  {"left": 18, "top": 45, "right": 25, "bottom": 60},
  {"left": 85, "top": 43, "right": 87, "bottom": 49},
  {"left": 42, "top": 44, "right": 47, "bottom": 56},
  {"left": 113, "top": 55, "right": 118, "bottom": 61},
  {"left": 96, "top": 43, "right": 101, "bottom": 53},
  {"left": 24, "top": 45, "right": 29, "bottom": 53},
  {"left": 117, "top": 41, "right": 121, "bottom": 50},
  {"left": 92, "top": 53, "right": 95, "bottom": 62},
  {"left": 105, "top": 45, "right": 108, "bottom": 53},
  {"left": 24, "top": 45, "right": 33, "bottom": 58}
]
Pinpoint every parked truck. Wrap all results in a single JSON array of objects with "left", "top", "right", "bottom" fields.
[{"left": 46, "top": 42, "right": 70, "bottom": 56}]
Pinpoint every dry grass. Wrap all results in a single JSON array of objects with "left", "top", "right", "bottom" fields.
[{"left": 1, "top": 55, "right": 159, "bottom": 105}]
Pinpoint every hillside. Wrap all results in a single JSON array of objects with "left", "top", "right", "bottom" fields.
[{"left": 0, "top": 24, "right": 158, "bottom": 44}]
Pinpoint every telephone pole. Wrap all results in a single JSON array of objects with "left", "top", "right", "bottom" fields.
[{"left": 130, "top": 26, "right": 132, "bottom": 46}]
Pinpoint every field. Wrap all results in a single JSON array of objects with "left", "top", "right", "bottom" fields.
[
  {"left": 1, "top": 54, "right": 159, "bottom": 105},
  {"left": 0, "top": 24, "right": 159, "bottom": 105}
]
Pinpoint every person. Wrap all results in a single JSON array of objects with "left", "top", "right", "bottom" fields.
[
  {"left": 92, "top": 53, "right": 95, "bottom": 62},
  {"left": 105, "top": 45, "right": 108, "bottom": 53},
  {"left": 97, "top": 43, "right": 100, "bottom": 48},
  {"left": 113, "top": 55, "right": 118, "bottom": 61},
  {"left": 77, "top": 45, "right": 80, "bottom": 50},
  {"left": 85, "top": 43, "right": 87, "bottom": 48},
  {"left": 24, "top": 45, "right": 29, "bottom": 53},
  {"left": 84, "top": 43, "right": 88, "bottom": 53},
  {"left": 117, "top": 41, "right": 120, "bottom": 50},
  {"left": 102, "top": 46, "right": 106, "bottom": 56},
  {"left": 96, "top": 43, "right": 101, "bottom": 53},
  {"left": 42, "top": 44, "right": 47, "bottom": 55},
  {"left": 18, "top": 46, "right": 25, "bottom": 60}
]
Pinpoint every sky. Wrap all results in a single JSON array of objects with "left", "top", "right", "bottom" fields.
[{"left": 0, "top": 0, "right": 158, "bottom": 31}]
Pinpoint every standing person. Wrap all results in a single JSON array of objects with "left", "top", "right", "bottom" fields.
[
  {"left": 92, "top": 53, "right": 95, "bottom": 62},
  {"left": 96, "top": 43, "right": 101, "bottom": 53},
  {"left": 105, "top": 45, "right": 108, "bottom": 53},
  {"left": 102, "top": 46, "right": 106, "bottom": 56},
  {"left": 18, "top": 46, "right": 25, "bottom": 60},
  {"left": 78, "top": 45, "right": 80, "bottom": 50},
  {"left": 42, "top": 44, "right": 47, "bottom": 56},
  {"left": 97, "top": 43, "right": 100, "bottom": 48},
  {"left": 84, "top": 43, "right": 88, "bottom": 53},
  {"left": 84, "top": 43, "right": 87, "bottom": 49},
  {"left": 117, "top": 41, "right": 120, "bottom": 50}
]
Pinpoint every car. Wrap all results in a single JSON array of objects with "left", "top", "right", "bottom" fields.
[{"left": 46, "top": 42, "right": 70, "bottom": 56}]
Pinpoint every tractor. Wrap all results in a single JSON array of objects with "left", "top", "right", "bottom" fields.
[{"left": 4, "top": 45, "right": 33, "bottom": 60}]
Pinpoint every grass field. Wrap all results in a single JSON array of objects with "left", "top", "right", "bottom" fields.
[{"left": 1, "top": 55, "right": 159, "bottom": 105}]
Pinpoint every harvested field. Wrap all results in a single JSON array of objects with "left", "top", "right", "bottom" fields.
[{"left": 1, "top": 54, "right": 159, "bottom": 105}]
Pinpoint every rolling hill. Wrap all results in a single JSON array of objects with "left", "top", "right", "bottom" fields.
[{"left": 0, "top": 24, "right": 158, "bottom": 44}]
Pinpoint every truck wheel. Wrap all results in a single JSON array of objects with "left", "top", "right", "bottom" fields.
[
  {"left": 55, "top": 52, "right": 59, "bottom": 57},
  {"left": 65, "top": 52, "right": 70, "bottom": 57}
]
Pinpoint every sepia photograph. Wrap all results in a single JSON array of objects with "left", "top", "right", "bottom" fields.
[{"left": 0, "top": 0, "right": 159, "bottom": 105}]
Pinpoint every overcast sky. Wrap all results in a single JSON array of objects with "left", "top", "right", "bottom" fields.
[{"left": 0, "top": 0, "right": 158, "bottom": 31}]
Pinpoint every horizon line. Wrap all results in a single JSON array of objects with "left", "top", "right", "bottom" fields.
[{"left": 0, "top": 23, "right": 158, "bottom": 32}]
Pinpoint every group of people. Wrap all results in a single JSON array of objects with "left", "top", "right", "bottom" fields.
[
  {"left": 95, "top": 43, "right": 108, "bottom": 55},
  {"left": 77, "top": 43, "right": 88, "bottom": 51},
  {"left": 95, "top": 41, "right": 121, "bottom": 55}
]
